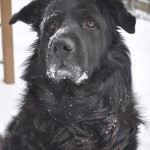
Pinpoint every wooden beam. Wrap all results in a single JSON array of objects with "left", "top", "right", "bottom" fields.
[{"left": 1, "top": 0, "right": 15, "bottom": 84}]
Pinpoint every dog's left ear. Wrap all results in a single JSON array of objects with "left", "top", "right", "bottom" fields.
[
  {"left": 103, "top": 0, "right": 136, "bottom": 34},
  {"left": 9, "top": 0, "right": 48, "bottom": 28}
]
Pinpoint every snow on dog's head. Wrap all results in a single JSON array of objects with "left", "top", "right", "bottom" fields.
[
  {"left": 9, "top": 0, "right": 136, "bottom": 85},
  {"left": 48, "top": 27, "right": 69, "bottom": 49}
]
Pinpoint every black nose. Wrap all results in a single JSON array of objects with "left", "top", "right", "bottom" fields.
[{"left": 52, "top": 38, "right": 75, "bottom": 55}]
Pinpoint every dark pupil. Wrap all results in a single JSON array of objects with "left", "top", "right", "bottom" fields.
[{"left": 50, "top": 23, "right": 56, "bottom": 29}]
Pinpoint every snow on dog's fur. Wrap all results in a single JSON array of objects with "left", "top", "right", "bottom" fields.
[{"left": 2, "top": 0, "right": 143, "bottom": 150}]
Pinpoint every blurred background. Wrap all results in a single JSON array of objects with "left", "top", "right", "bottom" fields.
[
  {"left": 123, "top": 0, "right": 150, "bottom": 20},
  {"left": 0, "top": 0, "right": 150, "bottom": 149}
]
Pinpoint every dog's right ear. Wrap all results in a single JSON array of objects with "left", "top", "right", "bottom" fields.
[{"left": 9, "top": 0, "right": 48, "bottom": 27}]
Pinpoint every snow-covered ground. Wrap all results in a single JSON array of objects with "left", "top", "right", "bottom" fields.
[{"left": 0, "top": 0, "right": 150, "bottom": 149}]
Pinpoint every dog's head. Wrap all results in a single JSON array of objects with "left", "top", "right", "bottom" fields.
[{"left": 10, "top": 0, "right": 136, "bottom": 84}]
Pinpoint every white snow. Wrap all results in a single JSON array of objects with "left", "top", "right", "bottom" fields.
[
  {"left": 134, "top": 9, "right": 150, "bottom": 21},
  {"left": 48, "top": 27, "right": 69, "bottom": 49},
  {"left": 46, "top": 64, "right": 87, "bottom": 83},
  {"left": 76, "top": 72, "right": 88, "bottom": 84},
  {"left": 120, "top": 19, "right": 150, "bottom": 150},
  {"left": 47, "top": 64, "right": 57, "bottom": 79},
  {"left": 57, "top": 69, "right": 72, "bottom": 79},
  {"left": 40, "top": 16, "right": 50, "bottom": 33},
  {"left": 50, "top": 11, "right": 59, "bottom": 17},
  {"left": 0, "top": 0, "right": 150, "bottom": 149}
]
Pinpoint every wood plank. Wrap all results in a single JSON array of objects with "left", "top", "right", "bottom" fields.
[{"left": 1, "top": 0, "right": 15, "bottom": 84}]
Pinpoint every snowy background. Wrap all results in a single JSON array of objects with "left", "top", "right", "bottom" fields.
[{"left": 0, "top": 0, "right": 150, "bottom": 149}]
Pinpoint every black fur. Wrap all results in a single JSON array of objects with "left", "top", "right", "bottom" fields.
[
  {"left": 2, "top": 0, "right": 142, "bottom": 149},
  {"left": 0, "top": 134, "right": 3, "bottom": 150}
]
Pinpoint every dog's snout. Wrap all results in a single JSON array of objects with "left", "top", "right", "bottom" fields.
[{"left": 52, "top": 38, "right": 75, "bottom": 55}]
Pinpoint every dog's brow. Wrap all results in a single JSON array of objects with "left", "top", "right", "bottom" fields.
[
  {"left": 40, "top": 10, "right": 64, "bottom": 34},
  {"left": 75, "top": 8, "right": 97, "bottom": 15}
]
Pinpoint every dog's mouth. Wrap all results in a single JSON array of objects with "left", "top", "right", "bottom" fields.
[{"left": 47, "top": 64, "right": 88, "bottom": 84}]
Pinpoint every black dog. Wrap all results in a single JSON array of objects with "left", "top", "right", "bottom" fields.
[{"left": 1, "top": 0, "right": 142, "bottom": 149}]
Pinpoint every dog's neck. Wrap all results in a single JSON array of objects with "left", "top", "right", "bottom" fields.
[
  {"left": 23, "top": 67, "right": 130, "bottom": 139},
  {"left": 32, "top": 67, "right": 109, "bottom": 100},
  {"left": 27, "top": 68, "right": 117, "bottom": 123}
]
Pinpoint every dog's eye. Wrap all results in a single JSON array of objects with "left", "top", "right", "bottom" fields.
[
  {"left": 49, "top": 22, "right": 58, "bottom": 30},
  {"left": 83, "top": 20, "right": 96, "bottom": 29}
]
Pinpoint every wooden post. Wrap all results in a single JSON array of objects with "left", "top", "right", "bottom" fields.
[{"left": 0, "top": 0, "right": 15, "bottom": 84}]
